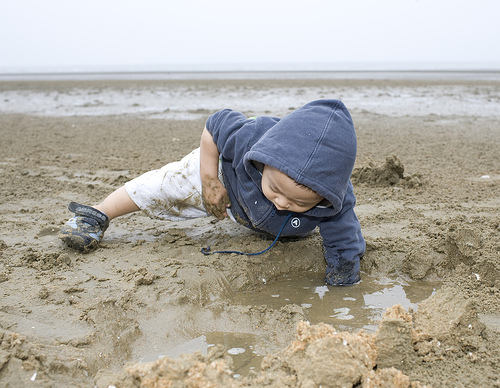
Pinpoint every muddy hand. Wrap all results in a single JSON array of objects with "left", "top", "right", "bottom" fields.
[
  {"left": 202, "top": 180, "right": 231, "bottom": 220},
  {"left": 206, "top": 196, "right": 230, "bottom": 220}
]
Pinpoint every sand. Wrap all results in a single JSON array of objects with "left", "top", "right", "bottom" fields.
[{"left": 0, "top": 75, "right": 499, "bottom": 387}]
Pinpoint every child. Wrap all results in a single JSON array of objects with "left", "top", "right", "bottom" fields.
[{"left": 60, "top": 99, "right": 365, "bottom": 285}]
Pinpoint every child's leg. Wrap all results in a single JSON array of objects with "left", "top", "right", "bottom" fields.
[
  {"left": 61, "top": 148, "right": 208, "bottom": 251},
  {"left": 124, "top": 148, "right": 208, "bottom": 220},
  {"left": 94, "top": 186, "right": 140, "bottom": 220}
]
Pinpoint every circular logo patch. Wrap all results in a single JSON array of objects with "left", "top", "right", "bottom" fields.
[{"left": 291, "top": 217, "right": 301, "bottom": 228}]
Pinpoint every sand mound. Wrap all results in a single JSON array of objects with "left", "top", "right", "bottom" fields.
[{"left": 352, "top": 155, "right": 422, "bottom": 188}]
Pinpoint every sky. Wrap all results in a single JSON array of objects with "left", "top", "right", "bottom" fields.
[{"left": 1, "top": 0, "right": 500, "bottom": 71}]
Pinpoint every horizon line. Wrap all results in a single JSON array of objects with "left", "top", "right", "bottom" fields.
[{"left": 2, "top": 60, "right": 500, "bottom": 75}]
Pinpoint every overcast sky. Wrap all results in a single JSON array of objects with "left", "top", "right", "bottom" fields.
[{"left": 1, "top": 0, "right": 500, "bottom": 71}]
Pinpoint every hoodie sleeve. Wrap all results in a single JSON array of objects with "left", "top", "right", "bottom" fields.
[
  {"left": 318, "top": 184, "right": 365, "bottom": 286},
  {"left": 205, "top": 109, "right": 250, "bottom": 162}
]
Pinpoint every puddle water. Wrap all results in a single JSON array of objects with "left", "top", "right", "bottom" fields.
[
  {"left": 141, "top": 273, "right": 440, "bottom": 376},
  {"left": 232, "top": 274, "right": 439, "bottom": 333}
]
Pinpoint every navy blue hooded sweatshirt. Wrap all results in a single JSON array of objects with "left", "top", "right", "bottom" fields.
[{"left": 205, "top": 99, "right": 365, "bottom": 285}]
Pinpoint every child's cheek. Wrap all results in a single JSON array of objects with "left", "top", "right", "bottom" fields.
[{"left": 261, "top": 186, "right": 272, "bottom": 203}]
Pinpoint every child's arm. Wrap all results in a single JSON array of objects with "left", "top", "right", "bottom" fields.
[
  {"left": 200, "top": 127, "right": 231, "bottom": 220},
  {"left": 318, "top": 188, "right": 365, "bottom": 285}
]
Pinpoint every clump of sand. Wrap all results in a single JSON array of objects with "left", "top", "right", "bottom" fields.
[
  {"left": 95, "top": 306, "right": 432, "bottom": 388},
  {"left": 352, "top": 155, "right": 422, "bottom": 188}
]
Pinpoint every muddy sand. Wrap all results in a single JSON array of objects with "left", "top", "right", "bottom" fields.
[{"left": 1, "top": 75, "right": 499, "bottom": 387}]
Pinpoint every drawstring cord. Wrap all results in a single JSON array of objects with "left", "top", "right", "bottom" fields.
[{"left": 201, "top": 213, "right": 292, "bottom": 256}]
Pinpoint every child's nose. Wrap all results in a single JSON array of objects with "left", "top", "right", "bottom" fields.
[{"left": 274, "top": 196, "right": 290, "bottom": 210}]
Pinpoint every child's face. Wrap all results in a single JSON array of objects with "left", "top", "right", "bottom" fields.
[{"left": 261, "top": 165, "right": 323, "bottom": 213}]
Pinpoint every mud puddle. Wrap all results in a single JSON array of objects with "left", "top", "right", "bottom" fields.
[
  {"left": 232, "top": 274, "right": 440, "bottom": 332},
  {"left": 136, "top": 274, "right": 440, "bottom": 376}
]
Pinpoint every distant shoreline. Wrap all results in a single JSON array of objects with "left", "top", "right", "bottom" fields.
[
  {"left": 2, "top": 60, "right": 500, "bottom": 81},
  {"left": 2, "top": 69, "right": 500, "bottom": 82},
  {"left": 2, "top": 73, "right": 498, "bottom": 119}
]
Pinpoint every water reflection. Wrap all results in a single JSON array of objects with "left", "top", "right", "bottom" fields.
[{"left": 231, "top": 273, "right": 440, "bottom": 333}]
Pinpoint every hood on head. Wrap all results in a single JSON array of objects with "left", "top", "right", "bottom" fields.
[{"left": 244, "top": 99, "right": 357, "bottom": 213}]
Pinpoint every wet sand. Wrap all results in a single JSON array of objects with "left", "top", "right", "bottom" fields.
[{"left": 1, "top": 75, "right": 499, "bottom": 387}]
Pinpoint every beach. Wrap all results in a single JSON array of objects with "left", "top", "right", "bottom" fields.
[{"left": 1, "top": 74, "right": 499, "bottom": 387}]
